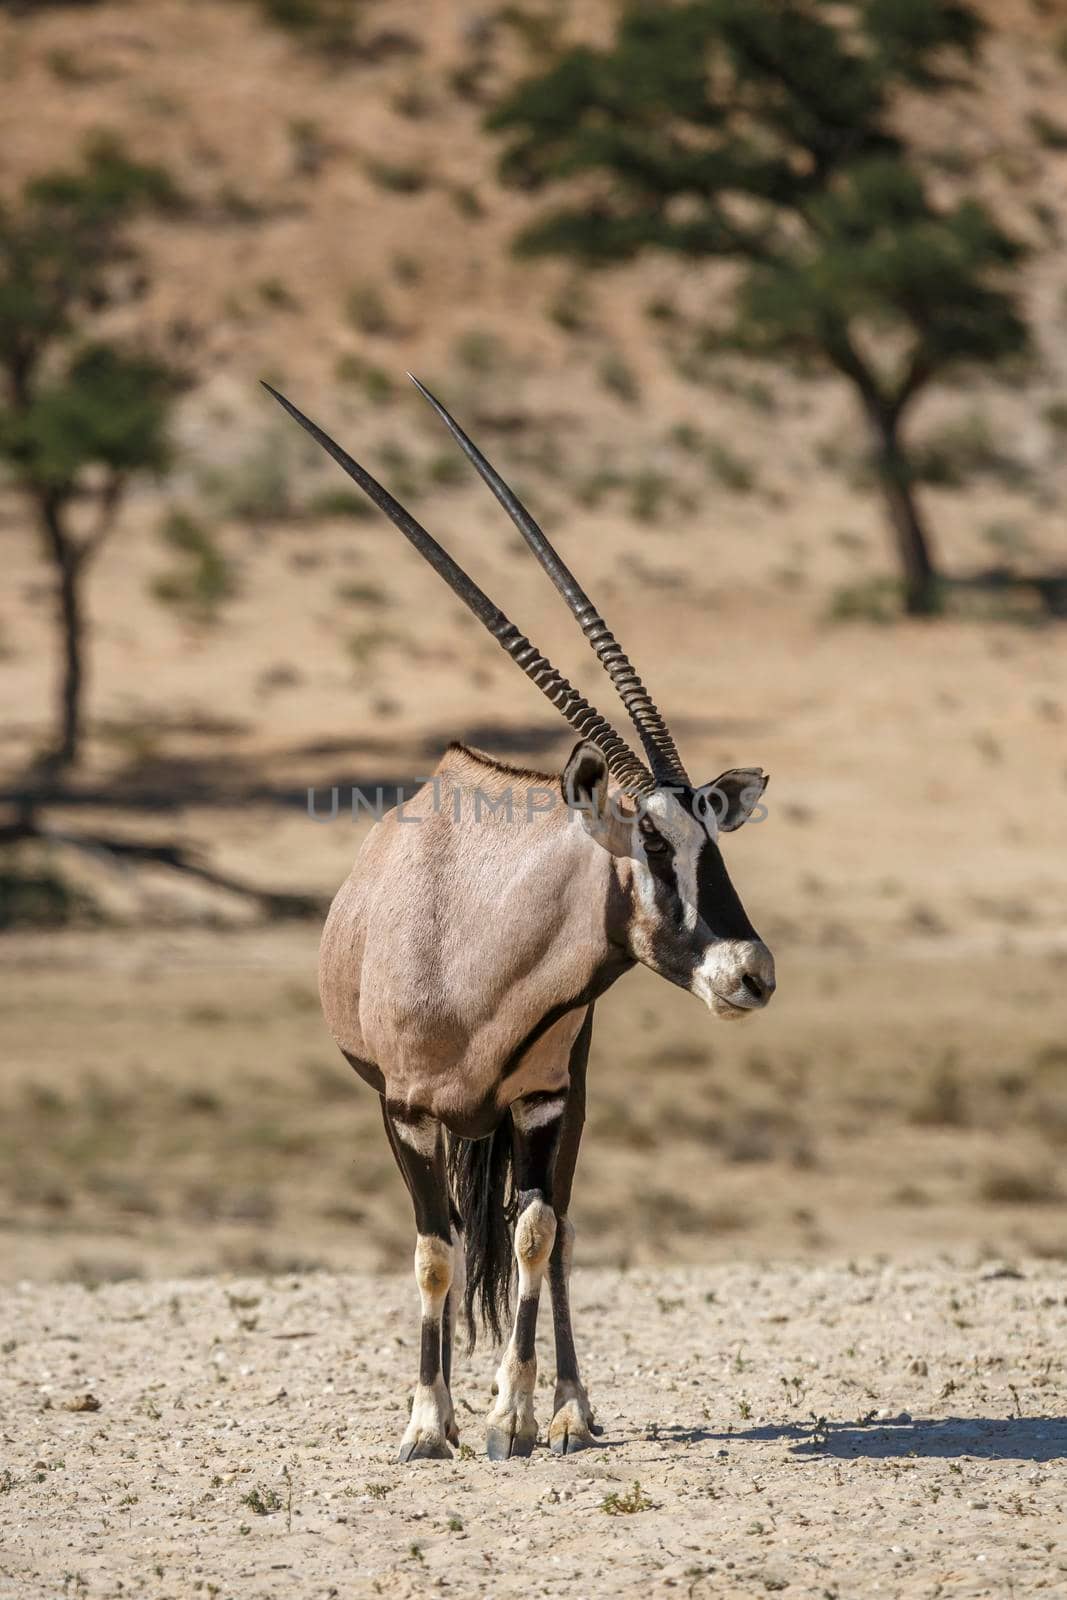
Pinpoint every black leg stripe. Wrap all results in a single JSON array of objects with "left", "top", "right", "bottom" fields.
[
  {"left": 418, "top": 1315, "right": 441, "bottom": 1388},
  {"left": 514, "top": 1295, "right": 539, "bottom": 1364}
]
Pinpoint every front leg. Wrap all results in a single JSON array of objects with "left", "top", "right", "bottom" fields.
[
  {"left": 547, "top": 1006, "right": 599, "bottom": 1454},
  {"left": 485, "top": 1093, "right": 562, "bottom": 1460}
]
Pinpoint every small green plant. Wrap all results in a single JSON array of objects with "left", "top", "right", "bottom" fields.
[
  {"left": 409, "top": 1543, "right": 424, "bottom": 1563},
  {"left": 391, "top": 253, "right": 422, "bottom": 286},
  {"left": 334, "top": 354, "right": 395, "bottom": 403},
  {"left": 1029, "top": 111, "right": 1067, "bottom": 151},
  {"left": 364, "top": 1481, "right": 391, "bottom": 1499},
  {"left": 426, "top": 451, "right": 468, "bottom": 488},
  {"left": 0, "top": 1469, "right": 16, "bottom": 1493},
  {"left": 152, "top": 510, "right": 236, "bottom": 621},
  {"left": 628, "top": 468, "right": 671, "bottom": 523},
  {"left": 977, "top": 1166, "right": 1060, "bottom": 1206},
  {"left": 257, "top": 277, "right": 299, "bottom": 311},
  {"left": 366, "top": 159, "right": 429, "bottom": 195},
  {"left": 252, "top": 0, "right": 367, "bottom": 54},
  {"left": 447, "top": 1515, "right": 463, "bottom": 1532},
  {"left": 454, "top": 328, "right": 502, "bottom": 375},
  {"left": 457, "top": 1443, "right": 476, "bottom": 1460},
  {"left": 0, "top": 864, "right": 100, "bottom": 931},
  {"left": 347, "top": 626, "right": 399, "bottom": 668},
  {"left": 242, "top": 1485, "right": 283, "bottom": 1516},
  {"left": 336, "top": 580, "right": 388, "bottom": 606},
  {"left": 309, "top": 488, "right": 375, "bottom": 520},
  {"left": 737, "top": 1397, "right": 753, "bottom": 1420},
  {"left": 913, "top": 413, "right": 1027, "bottom": 489},
  {"left": 548, "top": 278, "right": 592, "bottom": 332},
  {"left": 449, "top": 184, "right": 485, "bottom": 220},
  {"left": 597, "top": 349, "right": 639, "bottom": 405},
  {"left": 827, "top": 577, "right": 907, "bottom": 625},
  {"left": 346, "top": 283, "right": 392, "bottom": 337},
  {"left": 601, "top": 1481, "right": 653, "bottom": 1515},
  {"left": 706, "top": 440, "right": 756, "bottom": 493}
]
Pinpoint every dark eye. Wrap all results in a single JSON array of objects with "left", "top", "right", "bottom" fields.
[{"left": 639, "top": 823, "right": 668, "bottom": 856}]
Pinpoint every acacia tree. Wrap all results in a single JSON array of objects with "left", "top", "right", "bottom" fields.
[
  {"left": 487, "top": 0, "right": 1029, "bottom": 615},
  {"left": 0, "top": 133, "right": 179, "bottom": 771}
]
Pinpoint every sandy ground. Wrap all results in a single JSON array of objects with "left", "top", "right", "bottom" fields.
[{"left": 2, "top": 1261, "right": 1065, "bottom": 1599}]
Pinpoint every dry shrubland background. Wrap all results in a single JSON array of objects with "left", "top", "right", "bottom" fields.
[{"left": 0, "top": 0, "right": 1065, "bottom": 1285}]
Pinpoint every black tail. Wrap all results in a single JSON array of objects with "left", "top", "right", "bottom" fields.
[{"left": 447, "top": 1114, "right": 514, "bottom": 1351}]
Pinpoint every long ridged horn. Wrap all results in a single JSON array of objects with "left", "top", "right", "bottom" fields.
[
  {"left": 409, "top": 375, "right": 689, "bottom": 787},
  {"left": 263, "top": 384, "right": 655, "bottom": 796}
]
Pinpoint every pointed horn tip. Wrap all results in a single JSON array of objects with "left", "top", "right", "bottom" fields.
[{"left": 407, "top": 372, "right": 440, "bottom": 406}]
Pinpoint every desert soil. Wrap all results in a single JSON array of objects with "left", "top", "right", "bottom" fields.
[{"left": 2, "top": 1261, "right": 1065, "bottom": 1599}]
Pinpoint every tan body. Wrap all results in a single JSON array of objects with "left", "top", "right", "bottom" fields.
[{"left": 319, "top": 745, "right": 630, "bottom": 1137}]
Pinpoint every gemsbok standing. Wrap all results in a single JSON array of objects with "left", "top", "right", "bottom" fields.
[{"left": 268, "top": 378, "right": 776, "bottom": 1459}]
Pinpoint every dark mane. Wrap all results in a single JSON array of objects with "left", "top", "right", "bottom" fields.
[{"left": 446, "top": 741, "right": 559, "bottom": 784}]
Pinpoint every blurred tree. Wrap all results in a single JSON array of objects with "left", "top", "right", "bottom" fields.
[
  {"left": 0, "top": 133, "right": 181, "bottom": 771},
  {"left": 488, "top": 0, "right": 1029, "bottom": 615}
]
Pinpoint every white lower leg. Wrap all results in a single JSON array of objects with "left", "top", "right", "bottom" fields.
[
  {"left": 487, "top": 1197, "right": 556, "bottom": 1454},
  {"left": 399, "top": 1234, "right": 455, "bottom": 1459}
]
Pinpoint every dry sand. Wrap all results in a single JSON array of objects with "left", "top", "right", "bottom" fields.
[{"left": 2, "top": 1261, "right": 1066, "bottom": 1599}]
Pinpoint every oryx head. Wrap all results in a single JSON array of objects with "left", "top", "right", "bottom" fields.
[
  {"left": 562, "top": 743, "right": 774, "bottom": 1020},
  {"left": 265, "top": 376, "right": 775, "bottom": 1021}
]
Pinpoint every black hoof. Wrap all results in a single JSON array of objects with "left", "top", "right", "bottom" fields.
[
  {"left": 486, "top": 1426, "right": 535, "bottom": 1460},
  {"left": 550, "top": 1427, "right": 596, "bottom": 1455},
  {"left": 398, "top": 1438, "right": 452, "bottom": 1462}
]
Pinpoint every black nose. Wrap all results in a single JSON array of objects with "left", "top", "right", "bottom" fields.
[{"left": 742, "top": 972, "right": 772, "bottom": 1003}]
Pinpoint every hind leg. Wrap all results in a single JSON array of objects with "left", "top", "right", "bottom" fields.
[
  {"left": 383, "top": 1101, "right": 458, "bottom": 1462},
  {"left": 486, "top": 1092, "right": 563, "bottom": 1460}
]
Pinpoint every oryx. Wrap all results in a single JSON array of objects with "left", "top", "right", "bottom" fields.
[{"left": 267, "top": 378, "right": 775, "bottom": 1460}]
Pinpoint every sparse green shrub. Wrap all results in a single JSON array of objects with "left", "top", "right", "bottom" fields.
[
  {"left": 547, "top": 277, "right": 592, "bottom": 333},
  {"left": 152, "top": 510, "right": 236, "bottom": 621},
  {"left": 601, "top": 1481, "right": 653, "bottom": 1515},
  {"left": 828, "top": 577, "right": 908, "bottom": 624},
  {"left": 1029, "top": 111, "right": 1067, "bottom": 151},
  {"left": 241, "top": 1485, "right": 283, "bottom": 1516},
  {"left": 448, "top": 184, "right": 485, "bottom": 220},
  {"left": 978, "top": 1166, "right": 1060, "bottom": 1205},
  {"left": 628, "top": 469, "right": 670, "bottom": 523},
  {"left": 334, "top": 354, "right": 395, "bottom": 403},
  {"left": 257, "top": 277, "right": 299, "bottom": 311},
  {"left": 310, "top": 489, "right": 374, "bottom": 520},
  {"left": 251, "top": 0, "right": 366, "bottom": 54},
  {"left": 391, "top": 253, "right": 422, "bottom": 286},
  {"left": 454, "top": 328, "right": 502, "bottom": 375},
  {"left": 427, "top": 451, "right": 468, "bottom": 488},
  {"left": 0, "top": 862, "right": 100, "bottom": 930},
  {"left": 913, "top": 414, "right": 1027, "bottom": 489},
  {"left": 211, "top": 441, "right": 293, "bottom": 522},
  {"left": 366, "top": 158, "right": 429, "bottom": 195},
  {"left": 336, "top": 581, "right": 388, "bottom": 606},
  {"left": 345, "top": 283, "right": 392, "bottom": 337},
  {"left": 597, "top": 349, "right": 639, "bottom": 405},
  {"left": 706, "top": 440, "right": 756, "bottom": 493},
  {"left": 377, "top": 440, "right": 419, "bottom": 500},
  {"left": 668, "top": 422, "right": 704, "bottom": 454}
]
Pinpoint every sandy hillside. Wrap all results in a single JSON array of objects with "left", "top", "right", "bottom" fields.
[{"left": 2, "top": 1261, "right": 1065, "bottom": 1599}]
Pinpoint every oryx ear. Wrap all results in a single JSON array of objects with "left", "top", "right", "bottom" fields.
[
  {"left": 701, "top": 768, "right": 768, "bottom": 832},
  {"left": 562, "top": 741, "right": 610, "bottom": 819}
]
